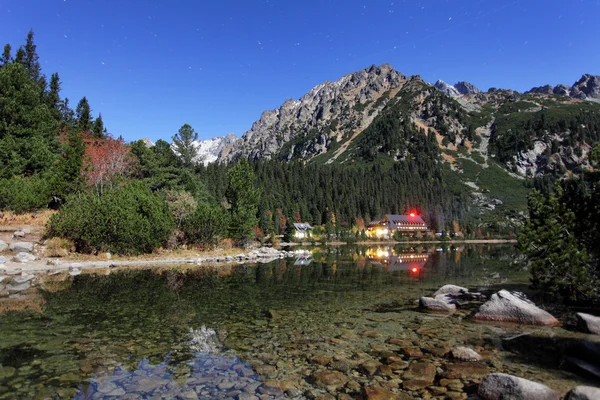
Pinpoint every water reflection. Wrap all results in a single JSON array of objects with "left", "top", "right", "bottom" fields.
[
  {"left": 74, "top": 327, "right": 262, "bottom": 399},
  {"left": 365, "top": 247, "right": 430, "bottom": 274}
]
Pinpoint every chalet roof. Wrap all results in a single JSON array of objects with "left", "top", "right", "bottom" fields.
[
  {"left": 293, "top": 223, "right": 313, "bottom": 232},
  {"left": 368, "top": 219, "right": 382, "bottom": 226},
  {"left": 383, "top": 214, "right": 426, "bottom": 225}
]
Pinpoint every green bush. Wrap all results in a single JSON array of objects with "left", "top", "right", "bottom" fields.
[
  {"left": 0, "top": 176, "right": 51, "bottom": 213},
  {"left": 47, "top": 182, "right": 174, "bottom": 254},
  {"left": 182, "top": 202, "right": 229, "bottom": 245}
]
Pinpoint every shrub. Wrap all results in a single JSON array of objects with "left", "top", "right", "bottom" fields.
[
  {"left": 166, "top": 190, "right": 197, "bottom": 229},
  {"left": 45, "top": 237, "right": 75, "bottom": 257},
  {"left": 0, "top": 176, "right": 51, "bottom": 213},
  {"left": 182, "top": 202, "right": 229, "bottom": 245},
  {"left": 47, "top": 182, "right": 174, "bottom": 254}
]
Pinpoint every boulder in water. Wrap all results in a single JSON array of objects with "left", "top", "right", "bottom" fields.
[
  {"left": 419, "top": 297, "right": 456, "bottom": 313},
  {"left": 477, "top": 373, "right": 559, "bottom": 400},
  {"left": 433, "top": 284, "right": 468, "bottom": 297},
  {"left": 576, "top": 313, "right": 600, "bottom": 335},
  {"left": 451, "top": 346, "right": 482, "bottom": 362},
  {"left": 565, "top": 386, "right": 600, "bottom": 400},
  {"left": 474, "top": 290, "right": 559, "bottom": 326}
]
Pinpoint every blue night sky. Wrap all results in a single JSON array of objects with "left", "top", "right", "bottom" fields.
[{"left": 2, "top": 0, "right": 599, "bottom": 142}]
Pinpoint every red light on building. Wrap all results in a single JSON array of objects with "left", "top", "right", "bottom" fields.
[
  {"left": 409, "top": 213, "right": 415, "bottom": 217},
  {"left": 411, "top": 267, "right": 418, "bottom": 273}
]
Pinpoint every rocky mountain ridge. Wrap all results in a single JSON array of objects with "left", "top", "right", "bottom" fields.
[
  {"left": 216, "top": 65, "right": 599, "bottom": 181},
  {"left": 221, "top": 64, "right": 408, "bottom": 162},
  {"left": 434, "top": 80, "right": 480, "bottom": 96},
  {"left": 525, "top": 74, "right": 600, "bottom": 100}
]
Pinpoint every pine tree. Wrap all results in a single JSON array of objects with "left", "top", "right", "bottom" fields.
[
  {"left": 60, "top": 97, "right": 76, "bottom": 126},
  {"left": 24, "top": 30, "right": 44, "bottom": 86},
  {"left": 172, "top": 123, "right": 199, "bottom": 168},
  {"left": 92, "top": 113, "right": 105, "bottom": 138},
  {"left": 1, "top": 44, "right": 11, "bottom": 66},
  {"left": 14, "top": 47, "right": 25, "bottom": 64},
  {"left": 226, "top": 158, "right": 260, "bottom": 242},
  {"left": 51, "top": 129, "right": 86, "bottom": 204},
  {"left": 46, "top": 72, "right": 62, "bottom": 120},
  {"left": 76, "top": 97, "right": 92, "bottom": 133}
]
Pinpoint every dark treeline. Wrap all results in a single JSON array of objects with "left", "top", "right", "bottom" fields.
[
  {"left": 519, "top": 144, "right": 600, "bottom": 304},
  {"left": 195, "top": 159, "right": 466, "bottom": 234}
]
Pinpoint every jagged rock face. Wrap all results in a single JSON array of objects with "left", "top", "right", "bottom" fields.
[
  {"left": 434, "top": 80, "right": 460, "bottom": 97},
  {"left": 570, "top": 74, "right": 600, "bottom": 100},
  {"left": 434, "top": 80, "right": 479, "bottom": 96},
  {"left": 454, "top": 81, "right": 480, "bottom": 95},
  {"left": 553, "top": 84, "right": 570, "bottom": 96},
  {"left": 222, "top": 64, "right": 407, "bottom": 162},
  {"left": 526, "top": 85, "right": 554, "bottom": 95}
]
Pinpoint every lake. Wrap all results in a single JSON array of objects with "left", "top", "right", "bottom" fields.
[{"left": 0, "top": 244, "right": 596, "bottom": 399}]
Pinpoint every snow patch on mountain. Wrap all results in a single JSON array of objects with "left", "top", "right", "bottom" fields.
[{"left": 192, "top": 133, "right": 237, "bottom": 165}]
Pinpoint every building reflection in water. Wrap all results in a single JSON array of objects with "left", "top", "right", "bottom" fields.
[{"left": 365, "top": 247, "right": 430, "bottom": 274}]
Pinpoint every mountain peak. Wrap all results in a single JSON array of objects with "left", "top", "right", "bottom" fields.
[
  {"left": 434, "top": 80, "right": 460, "bottom": 96},
  {"left": 454, "top": 81, "right": 480, "bottom": 95},
  {"left": 222, "top": 64, "right": 408, "bottom": 162},
  {"left": 434, "top": 80, "right": 479, "bottom": 96},
  {"left": 570, "top": 74, "right": 600, "bottom": 100}
]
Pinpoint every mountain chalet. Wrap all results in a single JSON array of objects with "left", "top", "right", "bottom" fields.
[{"left": 367, "top": 214, "right": 429, "bottom": 238}]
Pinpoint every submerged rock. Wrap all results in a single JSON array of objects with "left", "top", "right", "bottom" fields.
[
  {"left": 402, "top": 362, "right": 436, "bottom": 390},
  {"left": 565, "top": 386, "right": 600, "bottom": 400},
  {"left": 443, "top": 362, "right": 490, "bottom": 380},
  {"left": 364, "top": 385, "right": 410, "bottom": 399},
  {"left": 576, "top": 313, "right": 600, "bottom": 335},
  {"left": 477, "top": 373, "right": 559, "bottom": 400},
  {"left": 451, "top": 346, "right": 482, "bottom": 362},
  {"left": 474, "top": 290, "right": 560, "bottom": 326},
  {"left": 313, "top": 370, "right": 348, "bottom": 391}
]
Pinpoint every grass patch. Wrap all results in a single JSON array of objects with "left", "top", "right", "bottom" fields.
[
  {"left": 498, "top": 101, "right": 537, "bottom": 114},
  {"left": 470, "top": 151, "right": 486, "bottom": 164}
]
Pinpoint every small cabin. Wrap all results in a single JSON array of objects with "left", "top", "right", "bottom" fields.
[
  {"left": 367, "top": 214, "right": 429, "bottom": 238},
  {"left": 293, "top": 223, "right": 313, "bottom": 239}
]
